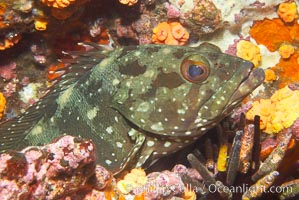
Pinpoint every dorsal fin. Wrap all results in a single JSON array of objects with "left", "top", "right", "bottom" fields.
[{"left": 0, "top": 44, "right": 112, "bottom": 152}]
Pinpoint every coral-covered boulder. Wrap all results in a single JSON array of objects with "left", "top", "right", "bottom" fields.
[{"left": 0, "top": 135, "right": 114, "bottom": 200}]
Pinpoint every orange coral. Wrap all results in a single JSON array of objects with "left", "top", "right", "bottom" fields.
[
  {"left": 0, "top": 34, "right": 21, "bottom": 51},
  {"left": 279, "top": 44, "right": 295, "bottom": 59},
  {"left": 264, "top": 68, "right": 276, "bottom": 82},
  {"left": 246, "top": 86, "right": 299, "bottom": 134},
  {"left": 117, "top": 168, "right": 147, "bottom": 194},
  {"left": 250, "top": 17, "right": 299, "bottom": 87},
  {"left": 273, "top": 52, "right": 299, "bottom": 88},
  {"left": 0, "top": 3, "right": 7, "bottom": 29},
  {"left": 42, "top": 0, "right": 88, "bottom": 19},
  {"left": 0, "top": 92, "right": 6, "bottom": 119},
  {"left": 249, "top": 18, "right": 299, "bottom": 52},
  {"left": 183, "top": 188, "right": 197, "bottom": 200},
  {"left": 278, "top": 2, "right": 298, "bottom": 23},
  {"left": 48, "top": 62, "right": 66, "bottom": 81},
  {"left": 152, "top": 22, "right": 189, "bottom": 45},
  {"left": 119, "top": 0, "right": 138, "bottom": 6},
  {"left": 34, "top": 19, "right": 48, "bottom": 31},
  {"left": 41, "top": 0, "right": 76, "bottom": 8},
  {"left": 236, "top": 40, "right": 261, "bottom": 67},
  {"left": 51, "top": 7, "right": 76, "bottom": 20}
]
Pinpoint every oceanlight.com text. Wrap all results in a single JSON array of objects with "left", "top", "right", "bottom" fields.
[{"left": 132, "top": 183, "right": 292, "bottom": 195}]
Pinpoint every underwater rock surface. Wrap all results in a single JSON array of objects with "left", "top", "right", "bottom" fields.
[
  {"left": 0, "top": 135, "right": 114, "bottom": 199},
  {"left": 0, "top": 135, "right": 199, "bottom": 200},
  {"left": 1, "top": 0, "right": 299, "bottom": 199}
]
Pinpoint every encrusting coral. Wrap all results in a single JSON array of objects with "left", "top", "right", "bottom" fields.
[
  {"left": 279, "top": 44, "right": 295, "bottom": 59},
  {"left": 264, "top": 68, "right": 276, "bottom": 82},
  {"left": 250, "top": 18, "right": 299, "bottom": 52},
  {"left": 119, "top": 0, "right": 138, "bottom": 6},
  {"left": 0, "top": 135, "right": 199, "bottom": 199},
  {"left": 236, "top": 40, "right": 261, "bottom": 67},
  {"left": 246, "top": 86, "right": 299, "bottom": 134},
  {"left": 0, "top": 92, "right": 6, "bottom": 119},
  {"left": 41, "top": 0, "right": 76, "bottom": 9},
  {"left": 152, "top": 21, "right": 189, "bottom": 45},
  {"left": 0, "top": 34, "right": 21, "bottom": 51},
  {"left": 273, "top": 51, "right": 299, "bottom": 88},
  {"left": 34, "top": 19, "right": 48, "bottom": 31},
  {"left": 0, "top": 135, "right": 123, "bottom": 199},
  {"left": 277, "top": 2, "right": 298, "bottom": 23},
  {"left": 117, "top": 168, "right": 147, "bottom": 194}
]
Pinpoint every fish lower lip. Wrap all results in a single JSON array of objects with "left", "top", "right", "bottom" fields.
[{"left": 228, "top": 68, "right": 265, "bottom": 106}]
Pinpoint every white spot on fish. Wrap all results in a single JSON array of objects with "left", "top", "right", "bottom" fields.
[
  {"left": 126, "top": 81, "right": 131, "bottom": 87},
  {"left": 106, "top": 126, "right": 113, "bottom": 134},
  {"left": 128, "top": 129, "right": 136, "bottom": 137},
  {"left": 144, "top": 70, "right": 155, "bottom": 78},
  {"left": 151, "top": 122, "right": 164, "bottom": 131},
  {"left": 164, "top": 141, "right": 171, "bottom": 148},
  {"left": 137, "top": 102, "right": 150, "bottom": 112},
  {"left": 116, "top": 142, "right": 123, "bottom": 148},
  {"left": 177, "top": 109, "right": 186, "bottom": 114},
  {"left": 87, "top": 107, "right": 99, "bottom": 120},
  {"left": 112, "top": 79, "right": 120, "bottom": 85},
  {"left": 57, "top": 86, "right": 74, "bottom": 108},
  {"left": 147, "top": 140, "right": 155, "bottom": 147},
  {"left": 30, "top": 125, "right": 43, "bottom": 136},
  {"left": 185, "top": 131, "right": 192, "bottom": 135},
  {"left": 162, "top": 48, "right": 171, "bottom": 54},
  {"left": 105, "top": 160, "right": 112, "bottom": 165},
  {"left": 134, "top": 51, "right": 141, "bottom": 56}
]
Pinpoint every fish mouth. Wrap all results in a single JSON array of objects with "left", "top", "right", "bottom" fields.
[{"left": 227, "top": 67, "right": 265, "bottom": 108}]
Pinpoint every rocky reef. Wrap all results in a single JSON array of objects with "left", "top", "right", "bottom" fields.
[{"left": 1, "top": 0, "right": 299, "bottom": 199}]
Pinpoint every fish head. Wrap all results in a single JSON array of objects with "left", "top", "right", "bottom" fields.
[{"left": 112, "top": 43, "right": 265, "bottom": 138}]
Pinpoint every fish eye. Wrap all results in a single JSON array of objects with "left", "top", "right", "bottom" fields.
[{"left": 181, "top": 55, "right": 210, "bottom": 83}]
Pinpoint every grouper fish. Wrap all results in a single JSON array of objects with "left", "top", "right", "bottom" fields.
[{"left": 0, "top": 43, "right": 264, "bottom": 174}]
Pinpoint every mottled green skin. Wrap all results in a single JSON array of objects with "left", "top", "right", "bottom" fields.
[{"left": 0, "top": 43, "right": 264, "bottom": 174}]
